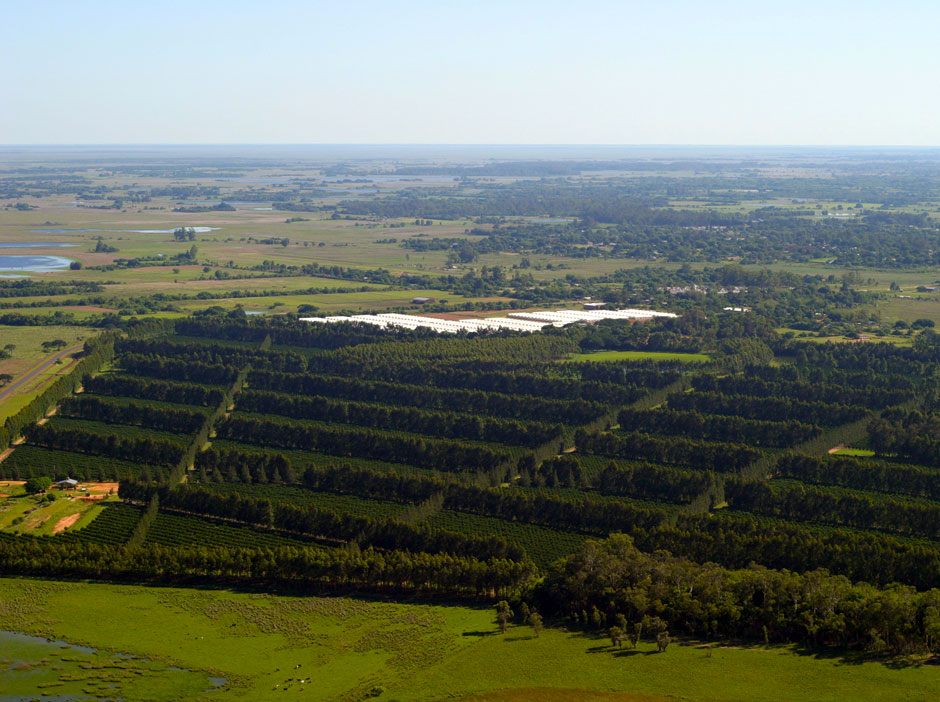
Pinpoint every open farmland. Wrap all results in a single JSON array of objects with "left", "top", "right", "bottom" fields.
[{"left": 8, "top": 150, "right": 940, "bottom": 701}]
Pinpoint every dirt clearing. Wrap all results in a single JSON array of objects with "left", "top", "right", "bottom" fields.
[{"left": 53, "top": 512, "right": 81, "bottom": 534}]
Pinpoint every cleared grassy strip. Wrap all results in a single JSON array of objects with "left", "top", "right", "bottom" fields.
[
  {"left": 145, "top": 510, "right": 316, "bottom": 549},
  {"left": 426, "top": 509, "right": 590, "bottom": 569},
  {"left": 42, "top": 416, "right": 193, "bottom": 445},
  {"left": 0, "top": 444, "right": 168, "bottom": 482},
  {"left": 199, "top": 482, "right": 411, "bottom": 521}
]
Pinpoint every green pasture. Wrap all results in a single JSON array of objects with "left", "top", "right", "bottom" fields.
[{"left": 0, "top": 578, "right": 938, "bottom": 702}]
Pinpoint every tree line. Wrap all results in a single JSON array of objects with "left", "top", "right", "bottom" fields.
[
  {"left": 0, "top": 537, "right": 533, "bottom": 598},
  {"left": 576, "top": 428, "right": 761, "bottom": 472}
]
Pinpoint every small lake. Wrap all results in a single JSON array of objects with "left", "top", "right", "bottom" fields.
[{"left": 0, "top": 255, "right": 74, "bottom": 272}]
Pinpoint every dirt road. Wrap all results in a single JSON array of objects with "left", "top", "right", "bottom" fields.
[{"left": 0, "top": 343, "right": 84, "bottom": 405}]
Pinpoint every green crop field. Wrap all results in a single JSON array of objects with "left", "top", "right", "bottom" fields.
[
  {"left": 564, "top": 350, "right": 712, "bottom": 363},
  {"left": 426, "top": 509, "right": 591, "bottom": 568},
  {"left": 1, "top": 578, "right": 938, "bottom": 702},
  {"left": 202, "top": 482, "right": 412, "bottom": 521}
]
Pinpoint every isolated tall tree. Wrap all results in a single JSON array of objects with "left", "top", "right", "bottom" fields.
[
  {"left": 495, "top": 600, "right": 512, "bottom": 634},
  {"left": 529, "top": 612, "right": 543, "bottom": 638}
]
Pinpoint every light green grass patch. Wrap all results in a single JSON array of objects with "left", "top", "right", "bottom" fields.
[{"left": 832, "top": 448, "right": 876, "bottom": 457}]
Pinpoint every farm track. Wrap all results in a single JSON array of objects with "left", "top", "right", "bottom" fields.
[{"left": 0, "top": 343, "right": 84, "bottom": 405}]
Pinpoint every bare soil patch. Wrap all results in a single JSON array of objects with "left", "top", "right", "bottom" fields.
[{"left": 53, "top": 512, "right": 81, "bottom": 534}]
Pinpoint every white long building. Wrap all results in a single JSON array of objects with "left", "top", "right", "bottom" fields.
[{"left": 300, "top": 307, "right": 677, "bottom": 335}]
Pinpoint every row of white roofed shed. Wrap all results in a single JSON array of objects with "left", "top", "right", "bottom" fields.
[{"left": 299, "top": 307, "right": 677, "bottom": 335}]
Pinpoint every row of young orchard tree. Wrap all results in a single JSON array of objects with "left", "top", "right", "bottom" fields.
[
  {"left": 617, "top": 407, "right": 819, "bottom": 448},
  {"left": 690, "top": 373, "right": 914, "bottom": 409},
  {"left": 83, "top": 374, "right": 225, "bottom": 407},
  {"left": 575, "top": 428, "right": 761, "bottom": 472},
  {"left": 305, "top": 356, "right": 638, "bottom": 404},
  {"left": 25, "top": 424, "right": 185, "bottom": 467},
  {"left": 58, "top": 396, "right": 207, "bottom": 436},
  {"left": 117, "top": 338, "right": 307, "bottom": 373},
  {"left": 235, "top": 389, "right": 562, "bottom": 448},
  {"left": 215, "top": 415, "right": 510, "bottom": 473},
  {"left": 247, "top": 369, "right": 606, "bottom": 425},
  {"left": 724, "top": 477, "right": 940, "bottom": 540},
  {"left": 118, "top": 354, "right": 239, "bottom": 385},
  {"left": 665, "top": 390, "right": 868, "bottom": 427},
  {"left": 774, "top": 453, "right": 940, "bottom": 501}
]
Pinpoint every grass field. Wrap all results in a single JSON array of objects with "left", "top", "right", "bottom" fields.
[
  {"left": 0, "top": 578, "right": 938, "bottom": 702},
  {"left": 831, "top": 448, "right": 876, "bottom": 457}
]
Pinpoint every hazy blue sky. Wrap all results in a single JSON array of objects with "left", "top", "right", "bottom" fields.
[{"left": 3, "top": 0, "right": 938, "bottom": 145}]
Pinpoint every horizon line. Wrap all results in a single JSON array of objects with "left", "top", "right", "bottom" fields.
[{"left": 2, "top": 143, "right": 940, "bottom": 149}]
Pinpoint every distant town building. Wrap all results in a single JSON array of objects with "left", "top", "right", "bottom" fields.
[{"left": 412, "top": 297, "right": 434, "bottom": 304}]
